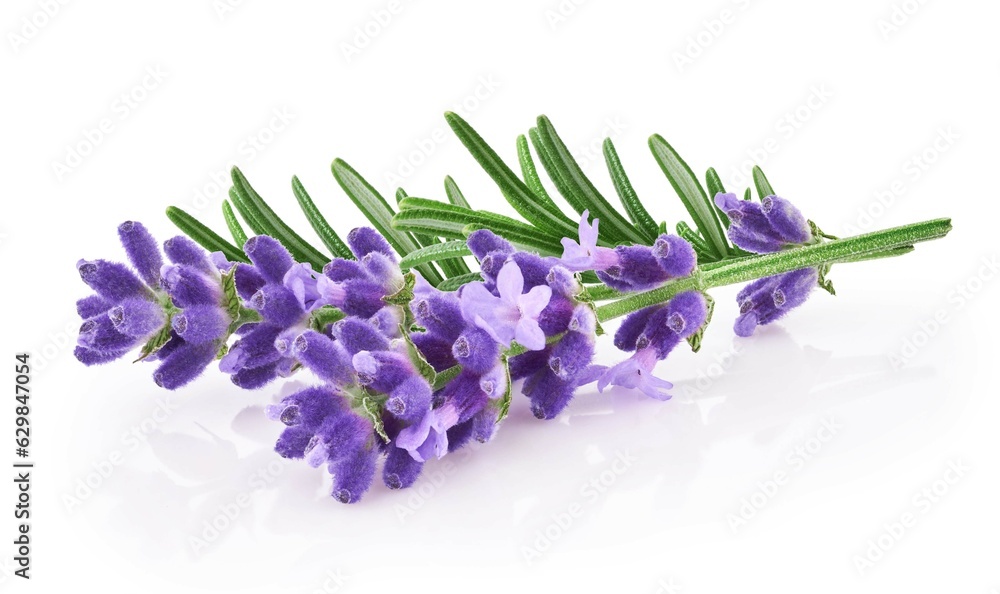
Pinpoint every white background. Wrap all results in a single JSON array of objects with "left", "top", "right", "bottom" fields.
[{"left": 2, "top": 0, "right": 998, "bottom": 592}]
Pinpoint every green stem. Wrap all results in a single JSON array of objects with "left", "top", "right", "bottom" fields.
[{"left": 595, "top": 218, "right": 951, "bottom": 322}]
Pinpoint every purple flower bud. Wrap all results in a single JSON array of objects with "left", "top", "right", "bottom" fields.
[
  {"left": 275, "top": 425, "right": 314, "bottom": 459},
  {"left": 546, "top": 265, "right": 581, "bottom": 297},
  {"left": 77, "top": 259, "right": 152, "bottom": 303},
  {"left": 734, "top": 268, "right": 817, "bottom": 336},
  {"left": 596, "top": 245, "right": 670, "bottom": 292},
  {"left": 76, "top": 295, "right": 114, "bottom": 319},
  {"left": 614, "top": 306, "right": 659, "bottom": 352},
  {"left": 510, "top": 252, "right": 559, "bottom": 289},
  {"left": 315, "top": 412, "right": 371, "bottom": 463},
  {"left": 172, "top": 304, "right": 230, "bottom": 344},
  {"left": 323, "top": 259, "right": 366, "bottom": 282},
  {"left": 250, "top": 284, "right": 305, "bottom": 327},
  {"left": 153, "top": 340, "right": 217, "bottom": 390},
  {"left": 233, "top": 263, "right": 266, "bottom": 301},
  {"left": 161, "top": 265, "right": 219, "bottom": 308},
  {"left": 466, "top": 229, "right": 514, "bottom": 262},
  {"left": 244, "top": 235, "right": 294, "bottom": 284},
  {"left": 761, "top": 195, "right": 811, "bottom": 245},
  {"left": 79, "top": 316, "right": 137, "bottom": 353},
  {"left": 471, "top": 407, "right": 499, "bottom": 443},
  {"left": 524, "top": 370, "right": 575, "bottom": 420},
  {"left": 538, "top": 294, "right": 575, "bottom": 336},
  {"left": 567, "top": 304, "right": 597, "bottom": 336},
  {"left": 331, "top": 318, "right": 390, "bottom": 354},
  {"left": 548, "top": 331, "right": 595, "bottom": 381},
  {"left": 275, "top": 386, "right": 344, "bottom": 430},
  {"left": 347, "top": 227, "right": 395, "bottom": 259},
  {"left": 412, "top": 293, "right": 464, "bottom": 341},
  {"left": 446, "top": 419, "right": 475, "bottom": 453},
  {"left": 220, "top": 324, "right": 282, "bottom": 373},
  {"left": 452, "top": 327, "right": 499, "bottom": 374},
  {"left": 479, "top": 363, "right": 508, "bottom": 399},
  {"left": 361, "top": 251, "right": 402, "bottom": 287},
  {"left": 352, "top": 351, "right": 413, "bottom": 393},
  {"left": 230, "top": 362, "right": 278, "bottom": 389},
  {"left": 163, "top": 236, "right": 213, "bottom": 275},
  {"left": 73, "top": 345, "right": 130, "bottom": 366},
  {"left": 386, "top": 376, "right": 433, "bottom": 423},
  {"left": 478, "top": 250, "right": 509, "bottom": 284},
  {"left": 408, "top": 331, "right": 457, "bottom": 371},
  {"left": 292, "top": 331, "right": 355, "bottom": 386},
  {"left": 665, "top": 291, "right": 709, "bottom": 339},
  {"left": 437, "top": 371, "right": 489, "bottom": 424},
  {"left": 509, "top": 347, "right": 551, "bottom": 380},
  {"left": 652, "top": 234, "right": 697, "bottom": 278},
  {"left": 109, "top": 298, "right": 166, "bottom": 338},
  {"left": 383, "top": 446, "right": 423, "bottom": 489},
  {"left": 331, "top": 448, "right": 377, "bottom": 504},
  {"left": 339, "top": 278, "right": 389, "bottom": 319},
  {"left": 636, "top": 307, "right": 683, "bottom": 359},
  {"left": 117, "top": 221, "right": 163, "bottom": 288}
]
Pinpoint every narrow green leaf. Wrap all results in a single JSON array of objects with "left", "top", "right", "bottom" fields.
[
  {"left": 743, "top": 188, "right": 752, "bottom": 201},
  {"left": 400, "top": 326, "right": 437, "bottom": 385},
  {"left": 221, "top": 200, "right": 249, "bottom": 248},
  {"left": 165, "top": 206, "right": 248, "bottom": 263},
  {"left": 603, "top": 138, "right": 659, "bottom": 242},
  {"left": 461, "top": 223, "right": 561, "bottom": 256},
  {"left": 515, "top": 134, "right": 557, "bottom": 207},
  {"left": 443, "top": 175, "right": 471, "bottom": 209},
  {"left": 395, "top": 188, "right": 465, "bottom": 279},
  {"left": 291, "top": 176, "right": 353, "bottom": 260},
  {"left": 399, "top": 240, "right": 472, "bottom": 269},
  {"left": 752, "top": 165, "right": 775, "bottom": 200},
  {"left": 436, "top": 271, "right": 483, "bottom": 292},
  {"left": 330, "top": 158, "right": 443, "bottom": 285},
  {"left": 228, "top": 187, "right": 267, "bottom": 235},
  {"left": 443, "top": 112, "right": 579, "bottom": 239},
  {"left": 648, "top": 134, "right": 729, "bottom": 257},
  {"left": 535, "top": 116, "right": 646, "bottom": 244},
  {"left": 230, "top": 167, "right": 330, "bottom": 270},
  {"left": 309, "top": 305, "right": 347, "bottom": 331},
  {"left": 705, "top": 167, "right": 731, "bottom": 229},
  {"left": 495, "top": 357, "right": 513, "bottom": 423},
  {"left": 676, "top": 220, "right": 717, "bottom": 262}
]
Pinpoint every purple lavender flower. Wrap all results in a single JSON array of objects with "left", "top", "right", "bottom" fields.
[
  {"left": 734, "top": 267, "right": 818, "bottom": 337},
  {"left": 396, "top": 405, "right": 458, "bottom": 462},
  {"left": 459, "top": 261, "right": 552, "bottom": 351},
  {"left": 75, "top": 222, "right": 229, "bottom": 389},
  {"left": 559, "top": 210, "right": 619, "bottom": 272},
  {"left": 599, "top": 291, "right": 708, "bottom": 400},
  {"left": 714, "top": 192, "right": 812, "bottom": 254}
]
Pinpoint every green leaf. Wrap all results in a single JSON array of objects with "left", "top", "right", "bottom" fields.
[
  {"left": 221, "top": 200, "right": 249, "bottom": 248},
  {"left": 495, "top": 357, "right": 513, "bottom": 423},
  {"left": 383, "top": 271, "right": 417, "bottom": 307},
  {"left": 676, "top": 221, "right": 717, "bottom": 262},
  {"left": 603, "top": 138, "right": 659, "bottom": 242},
  {"left": 648, "top": 134, "right": 729, "bottom": 257},
  {"left": 752, "top": 165, "right": 775, "bottom": 200},
  {"left": 743, "top": 188, "right": 752, "bottom": 201},
  {"left": 443, "top": 112, "right": 579, "bottom": 239},
  {"left": 400, "top": 326, "right": 437, "bottom": 385},
  {"left": 291, "top": 176, "right": 353, "bottom": 260},
  {"left": 399, "top": 240, "right": 472, "bottom": 270},
  {"left": 330, "top": 158, "right": 444, "bottom": 285},
  {"left": 432, "top": 365, "right": 462, "bottom": 391},
  {"left": 228, "top": 187, "right": 267, "bottom": 235},
  {"left": 394, "top": 197, "right": 565, "bottom": 255},
  {"left": 309, "top": 305, "right": 346, "bottom": 332},
  {"left": 230, "top": 167, "right": 331, "bottom": 271},
  {"left": 685, "top": 293, "right": 713, "bottom": 352},
  {"left": 443, "top": 175, "right": 471, "bottom": 209},
  {"left": 165, "top": 206, "right": 248, "bottom": 263},
  {"left": 133, "top": 315, "right": 175, "bottom": 362},
  {"left": 515, "top": 133, "right": 557, "bottom": 208},
  {"left": 359, "top": 391, "right": 389, "bottom": 443},
  {"left": 534, "top": 115, "right": 646, "bottom": 244},
  {"left": 436, "top": 271, "right": 483, "bottom": 291},
  {"left": 219, "top": 265, "right": 243, "bottom": 320},
  {"left": 705, "top": 167, "right": 731, "bottom": 229},
  {"left": 395, "top": 188, "right": 468, "bottom": 279}
]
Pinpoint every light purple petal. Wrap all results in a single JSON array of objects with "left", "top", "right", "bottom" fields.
[
  {"left": 518, "top": 285, "right": 552, "bottom": 319},
  {"left": 514, "top": 319, "right": 546, "bottom": 351},
  {"left": 496, "top": 261, "right": 524, "bottom": 305}
]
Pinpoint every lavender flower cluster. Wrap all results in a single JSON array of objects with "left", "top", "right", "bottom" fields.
[{"left": 74, "top": 194, "right": 820, "bottom": 503}]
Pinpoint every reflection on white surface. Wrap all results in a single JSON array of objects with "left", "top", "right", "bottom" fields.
[{"left": 61, "top": 301, "right": 955, "bottom": 590}]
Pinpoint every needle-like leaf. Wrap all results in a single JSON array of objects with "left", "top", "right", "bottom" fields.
[
  {"left": 222, "top": 199, "right": 249, "bottom": 248},
  {"left": 166, "top": 206, "right": 248, "bottom": 264},
  {"left": 603, "top": 138, "right": 659, "bottom": 242},
  {"left": 291, "top": 176, "right": 353, "bottom": 260}
]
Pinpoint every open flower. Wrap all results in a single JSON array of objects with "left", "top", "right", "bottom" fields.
[
  {"left": 597, "top": 346, "right": 674, "bottom": 400},
  {"left": 395, "top": 405, "right": 460, "bottom": 462},
  {"left": 559, "top": 210, "right": 619, "bottom": 272},
  {"left": 459, "top": 261, "right": 552, "bottom": 351}
]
